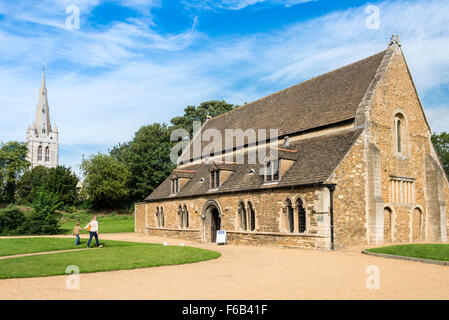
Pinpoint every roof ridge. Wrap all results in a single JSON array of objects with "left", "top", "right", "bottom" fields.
[{"left": 207, "top": 49, "right": 388, "bottom": 123}]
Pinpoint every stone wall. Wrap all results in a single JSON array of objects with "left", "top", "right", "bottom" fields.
[
  {"left": 136, "top": 187, "right": 332, "bottom": 249},
  {"left": 367, "top": 46, "right": 449, "bottom": 243},
  {"left": 326, "top": 134, "right": 368, "bottom": 249}
]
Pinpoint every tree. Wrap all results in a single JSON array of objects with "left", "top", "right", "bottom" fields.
[
  {"left": 170, "top": 100, "right": 236, "bottom": 137},
  {"left": 16, "top": 166, "right": 49, "bottom": 205},
  {"left": 80, "top": 153, "right": 130, "bottom": 209},
  {"left": 0, "top": 142, "right": 29, "bottom": 203},
  {"left": 110, "top": 123, "right": 175, "bottom": 202},
  {"left": 24, "top": 188, "right": 62, "bottom": 235},
  {"left": 45, "top": 166, "right": 79, "bottom": 207},
  {"left": 16, "top": 165, "right": 79, "bottom": 208},
  {"left": 431, "top": 132, "right": 449, "bottom": 177}
]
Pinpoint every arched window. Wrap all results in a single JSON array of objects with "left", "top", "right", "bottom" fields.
[
  {"left": 183, "top": 205, "right": 189, "bottom": 229},
  {"left": 178, "top": 205, "right": 183, "bottom": 229},
  {"left": 45, "top": 147, "right": 50, "bottom": 162},
  {"left": 248, "top": 202, "right": 256, "bottom": 231},
  {"left": 160, "top": 207, "right": 165, "bottom": 228},
  {"left": 156, "top": 207, "right": 160, "bottom": 227},
  {"left": 394, "top": 113, "right": 408, "bottom": 156},
  {"left": 238, "top": 202, "right": 247, "bottom": 231},
  {"left": 286, "top": 198, "right": 294, "bottom": 233},
  {"left": 296, "top": 198, "right": 306, "bottom": 233},
  {"left": 37, "top": 146, "right": 43, "bottom": 161}
]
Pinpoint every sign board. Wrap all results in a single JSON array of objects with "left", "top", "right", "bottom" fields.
[{"left": 216, "top": 230, "right": 227, "bottom": 244}]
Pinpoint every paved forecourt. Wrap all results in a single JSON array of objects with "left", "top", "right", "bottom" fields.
[{"left": 0, "top": 233, "right": 448, "bottom": 300}]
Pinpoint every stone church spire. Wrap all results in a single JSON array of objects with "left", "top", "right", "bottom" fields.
[
  {"left": 26, "top": 67, "right": 59, "bottom": 169},
  {"left": 34, "top": 67, "right": 52, "bottom": 135}
]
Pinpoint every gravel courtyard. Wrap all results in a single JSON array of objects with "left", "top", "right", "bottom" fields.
[{"left": 1, "top": 233, "right": 448, "bottom": 300}]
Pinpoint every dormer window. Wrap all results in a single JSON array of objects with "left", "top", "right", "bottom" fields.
[
  {"left": 265, "top": 159, "right": 279, "bottom": 182},
  {"left": 210, "top": 169, "right": 220, "bottom": 189},
  {"left": 171, "top": 178, "right": 179, "bottom": 194}
]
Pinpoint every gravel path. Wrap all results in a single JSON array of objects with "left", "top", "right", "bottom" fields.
[{"left": 1, "top": 233, "right": 448, "bottom": 300}]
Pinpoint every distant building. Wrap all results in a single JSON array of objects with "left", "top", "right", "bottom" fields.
[
  {"left": 26, "top": 68, "right": 59, "bottom": 169},
  {"left": 135, "top": 38, "right": 449, "bottom": 249}
]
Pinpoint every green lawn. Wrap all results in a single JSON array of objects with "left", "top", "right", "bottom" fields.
[
  {"left": 59, "top": 212, "right": 134, "bottom": 234},
  {"left": 0, "top": 238, "right": 221, "bottom": 279},
  {"left": 366, "top": 244, "right": 449, "bottom": 261},
  {"left": 0, "top": 237, "right": 135, "bottom": 257}
]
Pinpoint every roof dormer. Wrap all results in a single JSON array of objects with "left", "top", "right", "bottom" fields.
[
  {"left": 170, "top": 169, "right": 196, "bottom": 194},
  {"left": 209, "top": 162, "right": 236, "bottom": 189},
  {"left": 263, "top": 147, "right": 298, "bottom": 182}
]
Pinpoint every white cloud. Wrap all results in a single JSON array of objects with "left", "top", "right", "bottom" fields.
[{"left": 1, "top": 0, "right": 449, "bottom": 172}]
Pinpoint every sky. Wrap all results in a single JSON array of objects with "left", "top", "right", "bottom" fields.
[{"left": 0, "top": 0, "right": 449, "bottom": 175}]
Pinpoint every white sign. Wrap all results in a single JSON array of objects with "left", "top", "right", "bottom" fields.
[{"left": 216, "top": 230, "right": 226, "bottom": 244}]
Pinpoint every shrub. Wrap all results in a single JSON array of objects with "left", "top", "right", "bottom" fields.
[
  {"left": 0, "top": 206, "right": 26, "bottom": 234},
  {"left": 22, "top": 189, "right": 62, "bottom": 234}
]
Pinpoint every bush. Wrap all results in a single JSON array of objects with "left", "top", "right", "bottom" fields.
[
  {"left": 22, "top": 189, "right": 62, "bottom": 235},
  {"left": 0, "top": 206, "right": 26, "bottom": 234}
]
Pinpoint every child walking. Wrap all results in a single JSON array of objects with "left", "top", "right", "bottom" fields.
[{"left": 72, "top": 222, "right": 81, "bottom": 246}]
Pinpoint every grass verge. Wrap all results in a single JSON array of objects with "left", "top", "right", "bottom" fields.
[
  {"left": 366, "top": 244, "right": 449, "bottom": 261},
  {"left": 0, "top": 238, "right": 220, "bottom": 279}
]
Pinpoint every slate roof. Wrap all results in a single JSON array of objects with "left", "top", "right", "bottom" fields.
[
  {"left": 179, "top": 50, "right": 386, "bottom": 162},
  {"left": 145, "top": 128, "right": 363, "bottom": 201}
]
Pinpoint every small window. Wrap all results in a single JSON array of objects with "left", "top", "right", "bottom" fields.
[
  {"left": 397, "top": 119, "right": 402, "bottom": 153},
  {"left": 286, "top": 198, "right": 294, "bottom": 233},
  {"left": 45, "top": 147, "right": 50, "bottom": 162},
  {"left": 160, "top": 207, "right": 165, "bottom": 227},
  {"left": 171, "top": 178, "right": 179, "bottom": 193},
  {"left": 238, "top": 202, "right": 247, "bottom": 231},
  {"left": 248, "top": 202, "right": 256, "bottom": 231},
  {"left": 297, "top": 198, "right": 306, "bottom": 233},
  {"left": 265, "top": 160, "right": 279, "bottom": 182},
  {"left": 183, "top": 205, "right": 189, "bottom": 229},
  {"left": 37, "top": 146, "right": 43, "bottom": 161},
  {"left": 210, "top": 169, "right": 220, "bottom": 188},
  {"left": 178, "top": 205, "right": 183, "bottom": 228}
]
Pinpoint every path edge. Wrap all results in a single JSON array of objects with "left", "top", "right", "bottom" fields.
[{"left": 361, "top": 250, "right": 449, "bottom": 266}]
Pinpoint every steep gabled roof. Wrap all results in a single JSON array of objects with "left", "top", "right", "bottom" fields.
[
  {"left": 180, "top": 50, "right": 387, "bottom": 162},
  {"left": 145, "top": 128, "right": 363, "bottom": 201}
]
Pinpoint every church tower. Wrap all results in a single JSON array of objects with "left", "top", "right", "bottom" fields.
[{"left": 26, "top": 68, "right": 59, "bottom": 169}]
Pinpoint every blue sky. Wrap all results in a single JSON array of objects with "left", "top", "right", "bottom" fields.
[{"left": 0, "top": 0, "right": 449, "bottom": 176}]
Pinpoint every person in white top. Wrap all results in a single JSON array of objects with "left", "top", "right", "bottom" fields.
[{"left": 84, "top": 216, "right": 100, "bottom": 248}]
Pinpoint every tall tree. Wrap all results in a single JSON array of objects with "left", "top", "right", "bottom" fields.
[
  {"left": 170, "top": 100, "right": 236, "bottom": 136},
  {"left": 80, "top": 153, "right": 130, "bottom": 209},
  {"left": 0, "top": 142, "right": 29, "bottom": 203},
  {"left": 431, "top": 132, "right": 449, "bottom": 177},
  {"left": 110, "top": 123, "right": 175, "bottom": 202}
]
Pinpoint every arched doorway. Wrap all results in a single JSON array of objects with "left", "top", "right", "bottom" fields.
[
  {"left": 201, "top": 201, "right": 222, "bottom": 243},
  {"left": 412, "top": 208, "right": 423, "bottom": 242},
  {"left": 384, "top": 207, "right": 393, "bottom": 243}
]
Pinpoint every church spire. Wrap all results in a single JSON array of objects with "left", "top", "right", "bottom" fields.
[{"left": 35, "top": 66, "right": 52, "bottom": 135}]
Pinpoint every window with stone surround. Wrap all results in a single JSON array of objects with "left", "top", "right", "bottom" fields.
[
  {"left": 171, "top": 178, "right": 179, "bottom": 194},
  {"left": 37, "top": 146, "right": 43, "bottom": 161},
  {"left": 389, "top": 177, "right": 415, "bottom": 204},
  {"left": 160, "top": 207, "right": 165, "bottom": 227},
  {"left": 210, "top": 169, "right": 220, "bottom": 189},
  {"left": 45, "top": 147, "right": 50, "bottom": 162},
  {"left": 285, "top": 198, "right": 294, "bottom": 233},
  {"left": 393, "top": 112, "right": 409, "bottom": 157},
  {"left": 238, "top": 201, "right": 247, "bottom": 230},
  {"left": 155, "top": 207, "right": 161, "bottom": 227},
  {"left": 248, "top": 201, "right": 256, "bottom": 231},
  {"left": 178, "top": 205, "right": 183, "bottom": 228},
  {"left": 183, "top": 205, "right": 189, "bottom": 229},
  {"left": 265, "top": 159, "right": 279, "bottom": 182},
  {"left": 297, "top": 198, "right": 306, "bottom": 233}
]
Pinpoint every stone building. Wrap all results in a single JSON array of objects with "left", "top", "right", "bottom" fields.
[
  {"left": 135, "top": 38, "right": 449, "bottom": 249},
  {"left": 26, "top": 68, "right": 59, "bottom": 169}
]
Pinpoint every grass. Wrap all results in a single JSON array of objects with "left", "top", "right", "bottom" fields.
[
  {"left": 59, "top": 211, "right": 134, "bottom": 234},
  {"left": 0, "top": 238, "right": 221, "bottom": 279},
  {"left": 366, "top": 244, "right": 449, "bottom": 261},
  {"left": 0, "top": 237, "right": 134, "bottom": 257}
]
